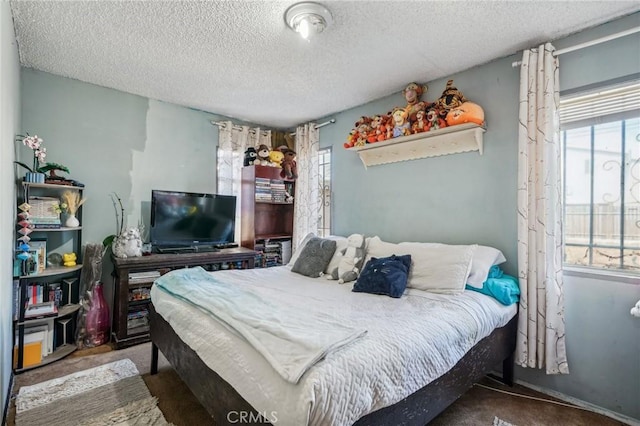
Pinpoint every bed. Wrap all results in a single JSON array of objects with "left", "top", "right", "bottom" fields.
[{"left": 148, "top": 236, "right": 518, "bottom": 426}]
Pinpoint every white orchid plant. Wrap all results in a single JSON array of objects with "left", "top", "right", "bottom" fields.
[{"left": 15, "top": 133, "right": 46, "bottom": 173}]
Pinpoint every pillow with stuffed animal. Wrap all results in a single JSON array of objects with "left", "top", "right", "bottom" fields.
[{"left": 326, "top": 233, "right": 366, "bottom": 283}]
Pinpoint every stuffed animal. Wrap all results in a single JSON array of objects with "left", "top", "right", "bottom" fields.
[
  {"left": 269, "top": 149, "right": 284, "bottom": 167},
  {"left": 112, "top": 227, "right": 143, "bottom": 258},
  {"left": 280, "top": 149, "right": 298, "bottom": 180},
  {"left": 63, "top": 252, "right": 77, "bottom": 267},
  {"left": 426, "top": 108, "right": 447, "bottom": 131},
  {"left": 353, "top": 117, "right": 371, "bottom": 147},
  {"left": 411, "top": 108, "right": 429, "bottom": 134},
  {"left": 243, "top": 147, "right": 257, "bottom": 166},
  {"left": 326, "top": 233, "right": 366, "bottom": 284},
  {"left": 391, "top": 107, "right": 411, "bottom": 138},
  {"left": 434, "top": 79, "right": 468, "bottom": 120},
  {"left": 446, "top": 102, "right": 485, "bottom": 126},
  {"left": 344, "top": 129, "right": 357, "bottom": 149},
  {"left": 256, "top": 144, "right": 271, "bottom": 166},
  {"left": 403, "top": 82, "right": 429, "bottom": 121}
]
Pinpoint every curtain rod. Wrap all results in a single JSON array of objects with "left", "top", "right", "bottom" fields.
[
  {"left": 288, "top": 119, "right": 336, "bottom": 136},
  {"left": 210, "top": 118, "right": 336, "bottom": 135},
  {"left": 511, "top": 26, "right": 640, "bottom": 68},
  {"left": 210, "top": 120, "right": 271, "bottom": 134}
]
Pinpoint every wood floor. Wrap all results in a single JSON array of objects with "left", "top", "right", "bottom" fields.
[{"left": 7, "top": 342, "right": 634, "bottom": 426}]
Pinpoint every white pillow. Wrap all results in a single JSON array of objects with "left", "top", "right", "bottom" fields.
[
  {"left": 365, "top": 237, "right": 475, "bottom": 294},
  {"left": 398, "top": 241, "right": 476, "bottom": 294},
  {"left": 465, "top": 245, "right": 507, "bottom": 288}
]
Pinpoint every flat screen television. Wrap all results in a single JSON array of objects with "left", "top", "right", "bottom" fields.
[{"left": 150, "top": 190, "right": 236, "bottom": 250}]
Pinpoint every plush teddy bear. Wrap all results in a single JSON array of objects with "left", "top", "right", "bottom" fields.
[
  {"left": 256, "top": 144, "right": 272, "bottom": 166},
  {"left": 280, "top": 149, "right": 298, "bottom": 180},
  {"left": 326, "top": 233, "right": 366, "bottom": 284},
  {"left": 269, "top": 149, "right": 284, "bottom": 168},
  {"left": 112, "top": 227, "right": 143, "bottom": 258},
  {"left": 243, "top": 147, "right": 257, "bottom": 166},
  {"left": 63, "top": 252, "right": 77, "bottom": 267}
]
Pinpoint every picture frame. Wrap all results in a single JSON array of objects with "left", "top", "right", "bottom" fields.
[{"left": 29, "top": 238, "right": 47, "bottom": 274}]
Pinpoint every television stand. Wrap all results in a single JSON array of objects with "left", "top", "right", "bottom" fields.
[{"left": 111, "top": 247, "right": 257, "bottom": 349}]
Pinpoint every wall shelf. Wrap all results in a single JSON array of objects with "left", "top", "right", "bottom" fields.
[{"left": 348, "top": 123, "right": 486, "bottom": 167}]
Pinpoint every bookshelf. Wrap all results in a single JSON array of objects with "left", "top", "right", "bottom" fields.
[
  {"left": 13, "top": 182, "right": 84, "bottom": 372},
  {"left": 241, "top": 165, "right": 295, "bottom": 267},
  {"left": 111, "top": 248, "right": 256, "bottom": 349}
]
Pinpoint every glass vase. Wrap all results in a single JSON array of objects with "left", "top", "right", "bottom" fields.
[{"left": 85, "top": 282, "right": 110, "bottom": 347}]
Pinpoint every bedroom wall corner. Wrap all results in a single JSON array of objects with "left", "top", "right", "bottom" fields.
[{"left": 0, "top": 1, "right": 21, "bottom": 422}]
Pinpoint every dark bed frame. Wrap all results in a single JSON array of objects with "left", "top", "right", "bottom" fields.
[{"left": 149, "top": 303, "right": 517, "bottom": 426}]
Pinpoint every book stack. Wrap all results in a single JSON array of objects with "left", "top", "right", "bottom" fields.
[
  {"left": 14, "top": 319, "right": 55, "bottom": 368},
  {"left": 127, "top": 309, "right": 149, "bottom": 334},
  {"left": 263, "top": 241, "right": 282, "bottom": 267},
  {"left": 28, "top": 197, "right": 61, "bottom": 229},
  {"left": 24, "top": 301, "right": 58, "bottom": 319},
  {"left": 255, "top": 177, "right": 272, "bottom": 202},
  {"left": 270, "top": 179, "right": 286, "bottom": 202}
]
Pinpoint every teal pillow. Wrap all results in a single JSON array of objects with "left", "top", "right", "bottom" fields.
[
  {"left": 465, "top": 267, "right": 520, "bottom": 305},
  {"left": 352, "top": 254, "right": 411, "bottom": 298}
]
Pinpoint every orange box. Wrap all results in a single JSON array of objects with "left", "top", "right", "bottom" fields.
[{"left": 13, "top": 342, "right": 43, "bottom": 369}]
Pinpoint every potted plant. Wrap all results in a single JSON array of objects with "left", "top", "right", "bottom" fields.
[{"left": 14, "top": 133, "right": 47, "bottom": 183}]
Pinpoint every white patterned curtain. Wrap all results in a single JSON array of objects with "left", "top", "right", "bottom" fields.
[
  {"left": 516, "top": 43, "right": 569, "bottom": 374},
  {"left": 292, "top": 123, "right": 319, "bottom": 250},
  {"left": 216, "top": 121, "right": 271, "bottom": 243}
]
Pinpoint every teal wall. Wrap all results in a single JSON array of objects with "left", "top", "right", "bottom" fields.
[
  {"left": 319, "top": 12, "right": 640, "bottom": 421},
  {"left": 19, "top": 68, "right": 243, "bottom": 323},
  {"left": 0, "top": 1, "right": 21, "bottom": 421}
]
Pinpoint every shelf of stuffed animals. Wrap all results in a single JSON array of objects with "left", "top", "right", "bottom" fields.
[{"left": 348, "top": 123, "right": 486, "bottom": 168}]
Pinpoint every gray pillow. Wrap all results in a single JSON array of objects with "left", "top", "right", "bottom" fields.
[{"left": 291, "top": 237, "right": 337, "bottom": 278}]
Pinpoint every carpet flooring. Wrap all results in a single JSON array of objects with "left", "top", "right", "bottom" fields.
[{"left": 7, "top": 342, "right": 633, "bottom": 426}]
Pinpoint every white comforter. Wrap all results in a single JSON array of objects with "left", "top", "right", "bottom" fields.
[{"left": 151, "top": 265, "right": 516, "bottom": 426}]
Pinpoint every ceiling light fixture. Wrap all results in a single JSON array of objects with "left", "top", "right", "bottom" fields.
[{"left": 284, "top": 2, "right": 333, "bottom": 40}]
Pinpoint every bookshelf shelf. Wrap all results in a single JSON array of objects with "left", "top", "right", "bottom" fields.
[
  {"left": 13, "top": 181, "right": 84, "bottom": 372},
  {"left": 241, "top": 165, "right": 295, "bottom": 267},
  {"left": 348, "top": 123, "right": 486, "bottom": 167},
  {"left": 14, "top": 344, "right": 77, "bottom": 373}
]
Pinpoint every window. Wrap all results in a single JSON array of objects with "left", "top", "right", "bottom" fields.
[
  {"left": 317, "top": 148, "right": 331, "bottom": 237},
  {"left": 561, "top": 80, "right": 640, "bottom": 271}
]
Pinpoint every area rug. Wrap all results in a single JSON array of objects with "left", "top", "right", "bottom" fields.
[
  {"left": 15, "top": 358, "right": 172, "bottom": 426},
  {"left": 493, "top": 416, "right": 516, "bottom": 426}
]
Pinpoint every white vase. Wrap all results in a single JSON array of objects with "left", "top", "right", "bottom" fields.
[{"left": 65, "top": 214, "right": 80, "bottom": 228}]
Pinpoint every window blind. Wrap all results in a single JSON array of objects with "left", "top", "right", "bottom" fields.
[{"left": 559, "top": 81, "right": 640, "bottom": 129}]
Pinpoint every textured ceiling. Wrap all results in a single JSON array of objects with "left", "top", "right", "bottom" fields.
[{"left": 10, "top": 1, "right": 640, "bottom": 129}]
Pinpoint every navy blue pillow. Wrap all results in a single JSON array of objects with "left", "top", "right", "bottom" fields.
[{"left": 352, "top": 254, "right": 412, "bottom": 298}]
